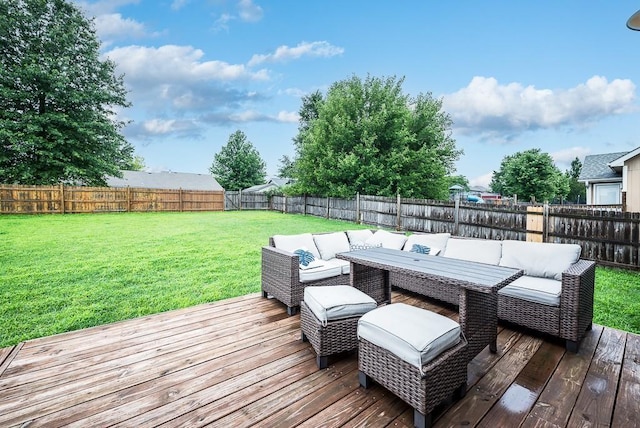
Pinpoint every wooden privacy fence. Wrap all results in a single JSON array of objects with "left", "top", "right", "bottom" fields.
[
  {"left": 268, "top": 194, "right": 640, "bottom": 270},
  {"left": 0, "top": 184, "right": 224, "bottom": 214},
  {"left": 224, "top": 191, "right": 271, "bottom": 210}
]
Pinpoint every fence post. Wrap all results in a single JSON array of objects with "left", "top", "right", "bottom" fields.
[
  {"left": 543, "top": 203, "right": 549, "bottom": 242},
  {"left": 396, "top": 192, "right": 401, "bottom": 230},
  {"left": 454, "top": 195, "right": 460, "bottom": 236},
  {"left": 304, "top": 194, "right": 307, "bottom": 216},
  {"left": 284, "top": 195, "right": 288, "bottom": 213},
  {"left": 127, "top": 186, "right": 131, "bottom": 212},
  {"left": 326, "top": 197, "right": 330, "bottom": 219},
  {"left": 356, "top": 192, "right": 360, "bottom": 224},
  {"left": 179, "top": 188, "right": 183, "bottom": 212},
  {"left": 60, "top": 183, "right": 65, "bottom": 214}
]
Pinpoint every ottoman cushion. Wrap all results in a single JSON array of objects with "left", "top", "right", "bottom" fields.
[
  {"left": 358, "top": 303, "right": 461, "bottom": 370},
  {"left": 304, "top": 285, "right": 377, "bottom": 326}
]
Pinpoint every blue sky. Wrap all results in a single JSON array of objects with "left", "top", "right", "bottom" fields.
[{"left": 76, "top": 0, "right": 640, "bottom": 188}]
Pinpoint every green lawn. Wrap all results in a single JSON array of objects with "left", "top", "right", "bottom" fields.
[{"left": 1, "top": 211, "right": 638, "bottom": 348}]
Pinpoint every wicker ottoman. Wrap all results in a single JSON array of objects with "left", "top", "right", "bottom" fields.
[
  {"left": 358, "top": 303, "right": 468, "bottom": 428},
  {"left": 301, "top": 285, "right": 377, "bottom": 369}
]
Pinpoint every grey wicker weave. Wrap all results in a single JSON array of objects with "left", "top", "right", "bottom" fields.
[
  {"left": 262, "top": 236, "right": 388, "bottom": 315},
  {"left": 358, "top": 282, "right": 496, "bottom": 428},
  {"left": 300, "top": 301, "right": 364, "bottom": 369},
  {"left": 498, "top": 259, "right": 596, "bottom": 352}
]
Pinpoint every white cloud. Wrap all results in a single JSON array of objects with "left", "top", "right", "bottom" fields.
[
  {"left": 94, "top": 13, "right": 148, "bottom": 41},
  {"left": 469, "top": 173, "right": 493, "bottom": 189},
  {"left": 238, "top": 0, "right": 263, "bottom": 22},
  {"left": 248, "top": 41, "right": 344, "bottom": 66},
  {"left": 277, "top": 111, "right": 299, "bottom": 123},
  {"left": 75, "top": 0, "right": 140, "bottom": 16},
  {"left": 444, "top": 76, "right": 636, "bottom": 140},
  {"left": 213, "top": 13, "right": 235, "bottom": 32},
  {"left": 105, "top": 45, "right": 269, "bottom": 83},
  {"left": 551, "top": 146, "right": 592, "bottom": 164}
]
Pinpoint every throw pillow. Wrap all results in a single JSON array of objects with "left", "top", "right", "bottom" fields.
[
  {"left": 410, "top": 243, "right": 430, "bottom": 254},
  {"left": 294, "top": 248, "right": 315, "bottom": 267}
]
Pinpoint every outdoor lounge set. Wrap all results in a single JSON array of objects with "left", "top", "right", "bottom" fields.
[{"left": 261, "top": 229, "right": 596, "bottom": 428}]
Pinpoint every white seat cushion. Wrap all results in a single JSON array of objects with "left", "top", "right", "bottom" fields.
[
  {"left": 304, "top": 285, "right": 377, "bottom": 325},
  {"left": 402, "top": 233, "right": 450, "bottom": 256},
  {"left": 273, "top": 233, "right": 321, "bottom": 259},
  {"left": 347, "top": 229, "right": 374, "bottom": 245},
  {"left": 498, "top": 275, "right": 562, "bottom": 306},
  {"left": 443, "top": 238, "right": 502, "bottom": 265},
  {"left": 365, "top": 230, "right": 407, "bottom": 250},
  {"left": 325, "top": 258, "right": 350, "bottom": 275},
  {"left": 313, "top": 232, "right": 350, "bottom": 260},
  {"left": 299, "top": 263, "right": 343, "bottom": 283},
  {"left": 499, "top": 240, "right": 581, "bottom": 280},
  {"left": 358, "top": 303, "right": 461, "bottom": 370}
]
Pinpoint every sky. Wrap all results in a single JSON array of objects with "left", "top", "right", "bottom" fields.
[{"left": 75, "top": 0, "right": 640, "bottom": 188}]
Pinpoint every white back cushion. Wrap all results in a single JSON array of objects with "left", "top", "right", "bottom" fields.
[
  {"left": 365, "top": 230, "right": 407, "bottom": 250},
  {"left": 402, "top": 233, "right": 451, "bottom": 256},
  {"left": 272, "top": 233, "right": 321, "bottom": 259},
  {"left": 313, "top": 232, "right": 350, "bottom": 260},
  {"left": 346, "top": 229, "right": 374, "bottom": 245},
  {"left": 499, "top": 240, "right": 581, "bottom": 280},
  {"left": 443, "top": 238, "right": 503, "bottom": 265}
]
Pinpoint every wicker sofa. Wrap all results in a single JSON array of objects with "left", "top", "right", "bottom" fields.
[
  {"left": 261, "top": 229, "right": 406, "bottom": 315},
  {"left": 390, "top": 233, "right": 596, "bottom": 352}
]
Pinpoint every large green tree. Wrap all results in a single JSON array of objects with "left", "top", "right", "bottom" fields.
[
  {"left": 490, "top": 149, "right": 569, "bottom": 203},
  {"left": 0, "top": 0, "right": 134, "bottom": 185},
  {"left": 210, "top": 130, "right": 266, "bottom": 190},
  {"left": 276, "top": 154, "right": 296, "bottom": 178},
  {"left": 293, "top": 75, "right": 461, "bottom": 199}
]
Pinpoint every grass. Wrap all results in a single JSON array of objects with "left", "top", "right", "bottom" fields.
[
  {"left": 0, "top": 211, "right": 370, "bottom": 348},
  {"left": 1, "top": 211, "right": 638, "bottom": 348}
]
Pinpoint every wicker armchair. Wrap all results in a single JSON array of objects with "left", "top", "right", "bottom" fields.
[
  {"left": 498, "top": 259, "right": 596, "bottom": 352},
  {"left": 261, "top": 244, "right": 348, "bottom": 315}
]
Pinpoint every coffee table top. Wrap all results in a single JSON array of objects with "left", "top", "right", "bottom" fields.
[{"left": 337, "top": 247, "right": 522, "bottom": 292}]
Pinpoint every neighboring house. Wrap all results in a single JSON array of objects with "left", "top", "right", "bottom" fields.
[
  {"left": 243, "top": 177, "right": 294, "bottom": 193},
  {"left": 106, "top": 170, "right": 224, "bottom": 191},
  {"left": 579, "top": 147, "right": 640, "bottom": 211}
]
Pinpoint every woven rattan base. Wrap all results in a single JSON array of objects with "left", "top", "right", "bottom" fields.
[
  {"left": 359, "top": 337, "right": 468, "bottom": 428},
  {"left": 300, "top": 301, "right": 362, "bottom": 369}
]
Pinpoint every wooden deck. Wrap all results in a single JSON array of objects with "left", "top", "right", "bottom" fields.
[{"left": 1, "top": 290, "right": 638, "bottom": 427}]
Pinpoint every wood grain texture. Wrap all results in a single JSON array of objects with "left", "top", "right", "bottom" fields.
[{"left": 0, "top": 290, "right": 636, "bottom": 427}]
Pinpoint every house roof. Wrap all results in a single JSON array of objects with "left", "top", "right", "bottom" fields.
[
  {"left": 243, "top": 177, "right": 294, "bottom": 193},
  {"left": 608, "top": 146, "right": 640, "bottom": 168},
  {"left": 578, "top": 152, "right": 628, "bottom": 182},
  {"left": 243, "top": 182, "right": 279, "bottom": 193},
  {"left": 106, "top": 170, "right": 224, "bottom": 191}
]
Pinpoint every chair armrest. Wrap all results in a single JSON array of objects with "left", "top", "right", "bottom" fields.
[
  {"left": 262, "top": 246, "right": 300, "bottom": 285},
  {"left": 559, "top": 259, "right": 596, "bottom": 342}
]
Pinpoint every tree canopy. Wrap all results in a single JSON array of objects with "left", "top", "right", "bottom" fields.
[
  {"left": 209, "top": 130, "right": 266, "bottom": 190},
  {"left": 490, "top": 149, "right": 569, "bottom": 203},
  {"left": 0, "top": 0, "right": 135, "bottom": 186},
  {"left": 292, "top": 75, "right": 462, "bottom": 199}
]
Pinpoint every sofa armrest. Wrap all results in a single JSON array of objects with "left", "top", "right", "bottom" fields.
[
  {"left": 261, "top": 246, "right": 301, "bottom": 308},
  {"left": 559, "top": 259, "right": 596, "bottom": 343}
]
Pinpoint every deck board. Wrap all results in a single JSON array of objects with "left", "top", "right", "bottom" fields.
[{"left": 0, "top": 290, "right": 637, "bottom": 427}]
